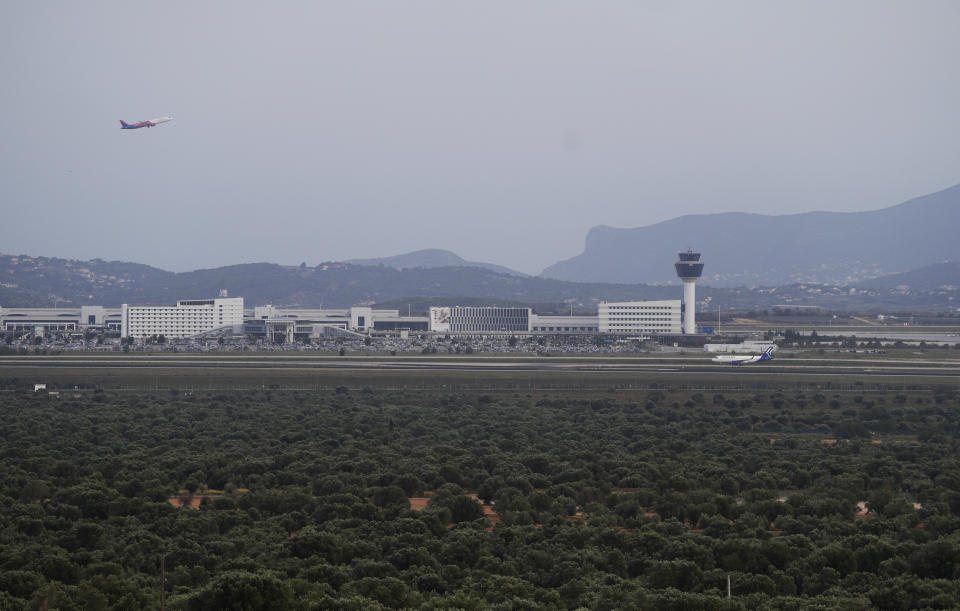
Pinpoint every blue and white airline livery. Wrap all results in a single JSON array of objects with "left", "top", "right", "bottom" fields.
[{"left": 711, "top": 346, "right": 776, "bottom": 365}]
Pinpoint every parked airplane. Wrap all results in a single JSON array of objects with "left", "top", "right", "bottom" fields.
[
  {"left": 119, "top": 116, "right": 173, "bottom": 129},
  {"left": 711, "top": 346, "right": 776, "bottom": 365}
]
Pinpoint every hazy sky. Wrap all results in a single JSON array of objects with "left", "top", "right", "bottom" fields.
[{"left": 2, "top": 1, "right": 959, "bottom": 274}]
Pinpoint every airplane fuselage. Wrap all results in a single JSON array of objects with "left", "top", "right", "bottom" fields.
[
  {"left": 711, "top": 347, "right": 775, "bottom": 365},
  {"left": 120, "top": 116, "right": 173, "bottom": 129}
]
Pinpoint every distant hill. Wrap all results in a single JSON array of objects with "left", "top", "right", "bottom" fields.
[
  {"left": 0, "top": 254, "right": 670, "bottom": 308},
  {"left": 345, "top": 249, "right": 526, "bottom": 277},
  {"left": 542, "top": 183, "right": 960, "bottom": 287},
  {"left": 857, "top": 261, "right": 960, "bottom": 291},
  {"left": 2, "top": 253, "right": 958, "bottom": 312},
  {"left": 0, "top": 254, "right": 174, "bottom": 307}
]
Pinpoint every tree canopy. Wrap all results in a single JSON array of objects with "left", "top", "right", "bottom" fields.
[{"left": 1, "top": 384, "right": 958, "bottom": 608}]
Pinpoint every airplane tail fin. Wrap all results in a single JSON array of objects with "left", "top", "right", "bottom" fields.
[
  {"left": 760, "top": 346, "right": 775, "bottom": 360},
  {"left": 119, "top": 120, "right": 129, "bottom": 128}
]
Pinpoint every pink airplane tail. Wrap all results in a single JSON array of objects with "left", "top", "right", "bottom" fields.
[{"left": 119, "top": 120, "right": 129, "bottom": 128}]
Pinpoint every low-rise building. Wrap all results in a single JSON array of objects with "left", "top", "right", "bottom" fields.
[
  {"left": 1, "top": 306, "right": 121, "bottom": 332},
  {"left": 530, "top": 314, "right": 598, "bottom": 333},
  {"left": 429, "top": 306, "right": 531, "bottom": 333},
  {"left": 245, "top": 305, "right": 427, "bottom": 341},
  {"left": 598, "top": 300, "right": 682, "bottom": 334}
]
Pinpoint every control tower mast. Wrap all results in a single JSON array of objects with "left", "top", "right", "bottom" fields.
[{"left": 675, "top": 250, "right": 704, "bottom": 334}]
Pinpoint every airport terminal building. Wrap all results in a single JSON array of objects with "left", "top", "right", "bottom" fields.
[
  {"left": 529, "top": 314, "right": 598, "bottom": 333},
  {"left": 4, "top": 298, "right": 685, "bottom": 342},
  {"left": 121, "top": 297, "right": 245, "bottom": 339},
  {"left": 1, "top": 305, "right": 122, "bottom": 333},
  {"left": 245, "top": 305, "right": 428, "bottom": 342},
  {"left": 429, "top": 306, "right": 531, "bottom": 333},
  {"left": 428, "top": 303, "right": 679, "bottom": 335},
  {"left": 2, "top": 248, "right": 705, "bottom": 342},
  {"left": 598, "top": 300, "right": 682, "bottom": 334}
]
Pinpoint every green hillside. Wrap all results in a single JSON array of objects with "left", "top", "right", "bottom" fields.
[{"left": 2, "top": 253, "right": 959, "bottom": 312}]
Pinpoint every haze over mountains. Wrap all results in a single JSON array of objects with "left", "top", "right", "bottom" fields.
[
  {"left": 2, "top": 184, "right": 958, "bottom": 312},
  {"left": 346, "top": 249, "right": 526, "bottom": 277},
  {"left": 542, "top": 183, "right": 960, "bottom": 287},
  {"left": 857, "top": 262, "right": 960, "bottom": 292},
  {"left": 1, "top": 252, "right": 958, "bottom": 313},
  {"left": 344, "top": 183, "right": 960, "bottom": 290}
]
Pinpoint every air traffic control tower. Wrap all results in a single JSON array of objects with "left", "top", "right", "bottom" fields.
[{"left": 675, "top": 250, "right": 704, "bottom": 334}]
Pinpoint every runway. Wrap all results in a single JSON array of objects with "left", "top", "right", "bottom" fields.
[{"left": 2, "top": 354, "right": 959, "bottom": 380}]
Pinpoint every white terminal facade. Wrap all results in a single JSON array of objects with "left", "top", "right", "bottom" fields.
[
  {"left": 0, "top": 305, "right": 121, "bottom": 332},
  {"left": 598, "top": 300, "right": 682, "bottom": 334},
  {"left": 5, "top": 299, "right": 689, "bottom": 340},
  {"left": 4, "top": 248, "right": 707, "bottom": 341},
  {"left": 121, "top": 297, "right": 244, "bottom": 339}
]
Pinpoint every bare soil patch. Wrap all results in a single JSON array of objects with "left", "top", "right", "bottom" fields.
[{"left": 409, "top": 497, "right": 430, "bottom": 511}]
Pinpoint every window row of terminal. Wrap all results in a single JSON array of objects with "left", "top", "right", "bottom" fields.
[{"left": 1, "top": 296, "right": 698, "bottom": 341}]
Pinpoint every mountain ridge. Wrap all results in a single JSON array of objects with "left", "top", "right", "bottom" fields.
[
  {"left": 856, "top": 261, "right": 960, "bottom": 291},
  {"left": 345, "top": 249, "right": 526, "bottom": 277},
  {"left": 542, "top": 183, "right": 960, "bottom": 286},
  {"left": 1, "top": 252, "right": 959, "bottom": 313}
]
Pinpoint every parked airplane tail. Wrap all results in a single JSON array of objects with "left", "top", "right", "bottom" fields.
[
  {"left": 119, "top": 120, "right": 129, "bottom": 128},
  {"left": 759, "top": 346, "right": 775, "bottom": 361}
]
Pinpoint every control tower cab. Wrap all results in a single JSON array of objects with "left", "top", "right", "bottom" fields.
[{"left": 675, "top": 250, "right": 704, "bottom": 334}]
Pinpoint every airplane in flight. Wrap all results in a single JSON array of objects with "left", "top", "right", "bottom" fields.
[
  {"left": 711, "top": 345, "right": 776, "bottom": 365},
  {"left": 119, "top": 116, "right": 173, "bottom": 129}
]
